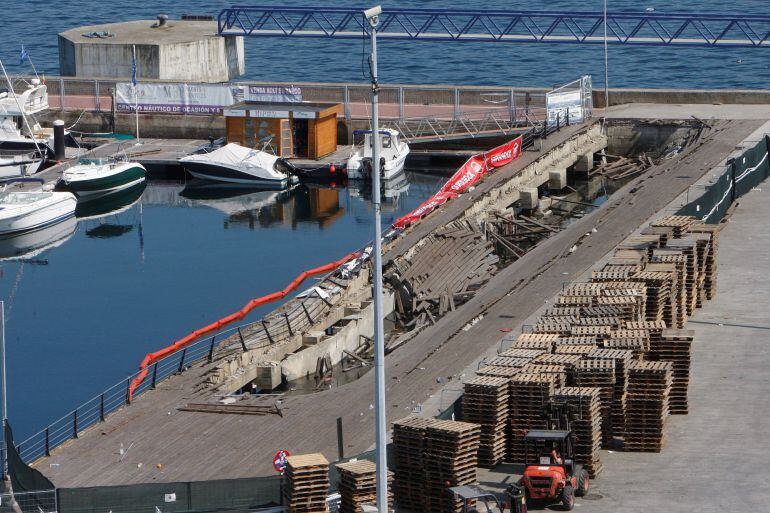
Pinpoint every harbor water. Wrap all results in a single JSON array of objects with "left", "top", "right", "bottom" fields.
[
  {"left": 3, "top": 0, "right": 769, "bottom": 90},
  {"left": 0, "top": 173, "right": 444, "bottom": 437}
]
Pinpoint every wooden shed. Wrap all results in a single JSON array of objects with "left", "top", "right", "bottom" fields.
[{"left": 223, "top": 101, "right": 343, "bottom": 160}]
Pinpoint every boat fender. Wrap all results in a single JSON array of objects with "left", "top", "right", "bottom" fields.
[{"left": 330, "top": 164, "right": 336, "bottom": 174}]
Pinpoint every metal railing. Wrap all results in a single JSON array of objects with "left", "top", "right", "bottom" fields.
[
  {"left": 8, "top": 76, "right": 547, "bottom": 123},
  {"left": 0, "top": 489, "right": 56, "bottom": 513},
  {"left": 14, "top": 322, "right": 251, "bottom": 465},
  {"left": 382, "top": 106, "right": 544, "bottom": 142}
]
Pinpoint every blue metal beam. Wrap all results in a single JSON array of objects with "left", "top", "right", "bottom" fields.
[{"left": 217, "top": 6, "right": 770, "bottom": 48}]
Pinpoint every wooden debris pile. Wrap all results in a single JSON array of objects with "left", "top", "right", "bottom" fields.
[
  {"left": 386, "top": 221, "right": 498, "bottom": 352},
  {"left": 283, "top": 454, "right": 330, "bottom": 513},
  {"left": 590, "top": 152, "right": 655, "bottom": 180},
  {"left": 484, "top": 213, "right": 561, "bottom": 262}
]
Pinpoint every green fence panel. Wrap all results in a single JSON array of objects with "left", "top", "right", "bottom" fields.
[
  {"left": 677, "top": 135, "right": 770, "bottom": 223},
  {"left": 58, "top": 475, "right": 283, "bottom": 513}
]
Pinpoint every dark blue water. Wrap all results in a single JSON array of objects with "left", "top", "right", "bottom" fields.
[
  {"left": 3, "top": 1, "right": 769, "bottom": 89},
  {"left": 0, "top": 174, "right": 443, "bottom": 439}
]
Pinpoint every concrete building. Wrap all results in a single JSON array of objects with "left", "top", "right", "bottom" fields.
[{"left": 58, "top": 15, "right": 244, "bottom": 82}]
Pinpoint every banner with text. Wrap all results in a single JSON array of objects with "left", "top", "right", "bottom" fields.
[
  {"left": 484, "top": 136, "right": 522, "bottom": 169},
  {"left": 247, "top": 85, "right": 302, "bottom": 103},
  {"left": 116, "top": 83, "right": 246, "bottom": 114}
]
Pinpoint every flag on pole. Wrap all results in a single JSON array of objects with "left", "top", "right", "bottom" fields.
[
  {"left": 131, "top": 45, "right": 138, "bottom": 86},
  {"left": 19, "top": 45, "right": 29, "bottom": 65}
]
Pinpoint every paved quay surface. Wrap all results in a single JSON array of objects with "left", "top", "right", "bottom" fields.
[
  {"left": 479, "top": 180, "right": 770, "bottom": 513},
  {"left": 34, "top": 119, "right": 762, "bottom": 488}
]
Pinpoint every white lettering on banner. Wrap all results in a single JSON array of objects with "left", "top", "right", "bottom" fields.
[
  {"left": 490, "top": 149, "right": 512, "bottom": 164},
  {"left": 447, "top": 160, "right": 484, "bottom": 192},
  {"left": 116, "top": 83, "right": 245, "bottom": 114},
  {"left": 247, "top": 85, "right": 302, "bottom": 102}
]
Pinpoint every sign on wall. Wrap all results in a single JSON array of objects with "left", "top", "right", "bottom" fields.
[{"left": 116, "top": 83, "right": 246, "bottom": 114}]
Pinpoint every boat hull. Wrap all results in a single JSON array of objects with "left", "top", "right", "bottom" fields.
[
  {"left": 59, "top": 164, "right": 147, "bottom": 198},
  {"left": 183, "top": 161, "right": 288, "bottom": 189},
  {"left": 0, "top": 193, "right": 77, "bottom": 236}
]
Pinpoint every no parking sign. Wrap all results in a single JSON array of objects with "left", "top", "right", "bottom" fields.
[{"left": 273, "top": 449, "right": 291, "bottom": 473}]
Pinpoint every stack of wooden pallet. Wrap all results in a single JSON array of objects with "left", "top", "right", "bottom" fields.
[
  {"left": 392, "top": 416, "right": 439, "bottom": 511},
  {"left": 625, "top": 361, "right": 673, "bottom": 452},
  {"left": 553, "top": 387, "right": 603, "bottom": 477},
  {"left": 586, "top": 349, "right": 634, "bottom": 441},
  {"left": 651, "top": 215, "right": 694, "bottom": 239},
  {"left": 336, "top": 460, "right": 393, "bottom": 513},
  {"left": 423, "top": 420, "right": 481, "bottom": 513},
  {"left": 689, "top": 223, "right": 720, "bottom": 300},
  {"left": 283, "top": 454, "right": 330, "bottom": 513},
  {"left": 651, "top": 250, "right": 688, "bottom": 327},
  {"left": 651, "top": 329, "right": 694, "bottom": 414},
  {"left": 508, "top": 374, "right": 555, "bottom": 462},
  {"left": 631, "top": 270, "right": 673, "bottom": 324},
  {"left": 574, "top": 358, "right": 616, "bottom": 447},
  {"left": 462, "top": 376, "right": 509, "bottom": 468},
  {"left": 665, "top": 239, "right": 699, "bottom": 316}
]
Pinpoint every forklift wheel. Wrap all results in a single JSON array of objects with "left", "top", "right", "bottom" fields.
[
  {"left": 576, "top": 469, "right": 590, "bottom": 497},
  {"left": 562, "top": 485, "right": 575, "bottom": 511}
]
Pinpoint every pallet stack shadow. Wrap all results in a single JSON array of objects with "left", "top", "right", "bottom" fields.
[
  {"left": 283, "top": 454, "right": 330, "bottom": 513},
  {"left": 462, "top": 376, "right": 509, "bottom": 468},
  {"left": 336, "top": 460, "right": 393, "bottom": 513}
]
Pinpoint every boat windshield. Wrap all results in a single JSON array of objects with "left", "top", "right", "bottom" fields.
[
  {"left": 0, "top": 192, "right": 51, "bottom": 204},
  {"left": 78, "top": 157, "right": 111, "bottom": 166}
]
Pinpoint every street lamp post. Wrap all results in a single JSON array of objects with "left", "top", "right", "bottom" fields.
[{"left": 364, "top": 5, "right": 388, "bottom": 513}]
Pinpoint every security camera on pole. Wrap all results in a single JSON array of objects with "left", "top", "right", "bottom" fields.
[{"left": 363, "top": 5, "right": 388, "bottom": 513}]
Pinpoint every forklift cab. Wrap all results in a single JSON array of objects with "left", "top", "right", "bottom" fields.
[{"left": 523, "top": 430, "right": 575, "bottom": 474}]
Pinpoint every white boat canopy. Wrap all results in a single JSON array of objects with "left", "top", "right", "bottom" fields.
[{"left": 183, "top": 143, "right": 286, "bottom": 181}]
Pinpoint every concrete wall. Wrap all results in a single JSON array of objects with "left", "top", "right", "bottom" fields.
[
  {"left": 461, "top": 123, "right": 608, "bottom": 221},
  {"left": 281, "top": 292, "right": 395, "bottom": 382},
  {"left": 159, "top": 37, "right": 242, "bottom": 82},
  {"left": 59, "top": 36, "right": 243, "bottom": 82},
  {"left": 606, "top": 120, "right": 697, "bottom": 157},
  {"left": 594, "top": 88, "right": 770, "bottom": 108}
]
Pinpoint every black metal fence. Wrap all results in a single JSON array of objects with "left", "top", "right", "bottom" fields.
[
  {"left": 678, "top": 135, "right": 770, "bottom": 223},
  {"left": 56, "top": 475, "right": 283, "bottom": 513}
]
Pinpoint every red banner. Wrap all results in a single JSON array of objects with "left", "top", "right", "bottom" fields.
[
  {"left": 392, "top": 136, "right": 523, "bottom": 231},
  {"left": 393, "top": 191, "right": 457, "bottom": 229},
  {"left": 440, "top": 155, "right": 487, "bottom": 195},
  {"left": 485, "top": 135, "right": 523, "bottom": 169}
]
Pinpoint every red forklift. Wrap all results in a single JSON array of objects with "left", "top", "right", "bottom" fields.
[{"left": 518, "top": 403, "right": 589, "bottom": 510}]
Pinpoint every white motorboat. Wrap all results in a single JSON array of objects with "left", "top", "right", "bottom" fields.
[
  {"left": 179, "top": 143, "right": 292, "bottom": 189},
  {"left": 0, "top": 79, "right": 55, "bottom": 153},
  {"left": 58, "top": 157, "right": 146, "bottom": 198},
  {"left": 0, "top": 152, "right": 43, "bottom": 180},
  {"left": 346, "top": 128, "right": 410, "bottom": 180},
  {"left": 0, "top": 179, "right": 77, "bottom": 236}
]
